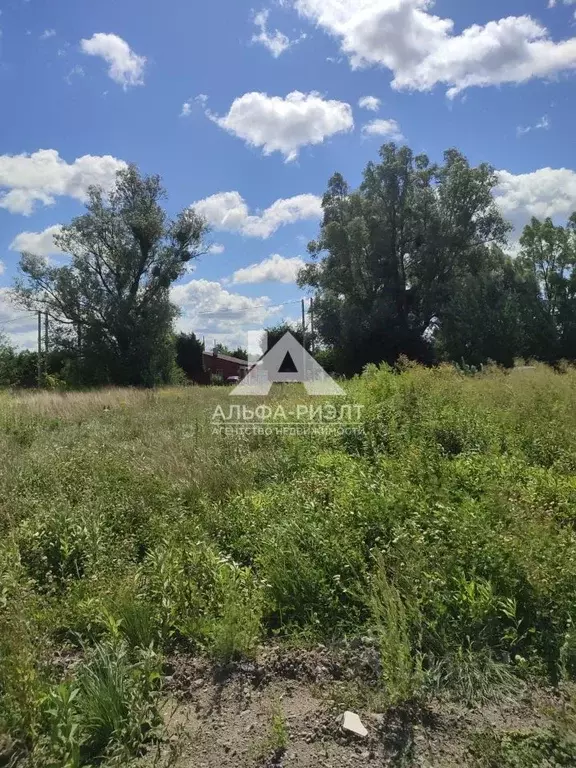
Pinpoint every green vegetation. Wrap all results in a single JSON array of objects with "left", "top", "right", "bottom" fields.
[
  {"left": 470, "top": 698, "right": 576, "bottom": 768},
  {"left": 1, "top": 364, "right": 576, "bottom": 763},
  {"left": 302, "top": 144, "right": 576, "bottom": 373},
  {"left": 5, "top": 144, "right": 576, "bottom": 392},
  {"left": 250, "top": 700, "right": 289, "bottom": 764}
]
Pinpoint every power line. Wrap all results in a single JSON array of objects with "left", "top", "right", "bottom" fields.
[
  {"left": 0, "top": 313, "right": 38, "bottom": 325},
  {"left": 1, "top": 298, "right": 306, "bottom": 325},
  {"left": 192, "top": 298, "right": 304, "bottom": 316}
]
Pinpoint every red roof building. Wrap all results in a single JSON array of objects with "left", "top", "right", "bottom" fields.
[{"left": 202, "top": 350, "right": 249, "bottom": 382}]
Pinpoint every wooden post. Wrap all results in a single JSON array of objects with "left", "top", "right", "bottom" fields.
[
  {"left": 37, "top": 311, "right": 42, "bottom": 387},
  {"left": 301, "top": 298, "right": 307, "bottom": 378},
  {"left": 44, "top": 311, "right": 49, "bottom": 375},
  {"left": 310, "top": 297, "right": 315, "bottom": 355}
]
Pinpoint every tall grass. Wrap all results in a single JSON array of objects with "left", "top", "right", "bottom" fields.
[{"left": 2, "top": 364, "right": 576, "bottom": 762}]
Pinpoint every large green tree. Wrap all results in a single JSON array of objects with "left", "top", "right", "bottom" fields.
[
  {"left": 175, "top": 332, "right": 205, "bottom": 378},
  {"left": 299, "top": 144, "right": 511, "bottom": 373},
  {"left": 518, "top": 215, "right": 576, "bottom": 360},
  {"left": 13, "top": 165, "right": 207, "bottom": 386},
  {"left": 436, "top": 247, "right": 542, "bottom": 368}
]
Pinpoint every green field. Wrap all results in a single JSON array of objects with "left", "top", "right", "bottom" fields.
[{"left": 2, "top": 364, "right": 576, "bottom": 766}]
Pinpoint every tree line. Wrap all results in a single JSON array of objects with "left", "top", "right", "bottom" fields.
[
  {"left": 1, "top": 146, "right": 575, "bottom": 388},
  {"left": 300, "top": 144, "right": 576, "bottom": 374}
]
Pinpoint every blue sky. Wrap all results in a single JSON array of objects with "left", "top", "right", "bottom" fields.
[{"left": 1, "top": 0, "right": 576, "bottom": 349}]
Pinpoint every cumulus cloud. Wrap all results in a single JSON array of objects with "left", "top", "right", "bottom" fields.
[
  {"left": 293, "top": 0, "right": 576, "bottom": 97},
  {"left": 231, "top": 254, "right": 306, "bottom": 284},
  {"left": 0, "top": 261, "right": 5, "bottom": 276},
  {"left": 207, "top": 243, "right": 225, "bottom": 254},
  {"left": 207, "top": 91, "right": 353, "bottom": 160},
  {"left": 252, "top": 9, "right": 302, "bottom": 57},
  {"left": 80, "top": 33, "right": 146, "bottom": 88},
  {"left": 0, "top": 150, "right": 125, "bottom": 215},
  {"left": 40, "top": 29, "right": 56, "bottom": 40},
  {"left": 171, "top": 279, "right": 277, "bottom": 342},
  {"left": 358, "top": 95, "right": 381, "bottom": 111},
  {"left": 495, "top": 167, "right": 576, "bottom": 230},
  {"left": 361, "top": 118, "right": 404, "bottom": 140},
  {"left": 10, "top": 225, "right": 65, "bottom": 257},
  {"left": 192, "top": 190, "right": 322, "bottom": 238},
  {"left": 0, "top": 288, "right": 39, "bottom": 349}
]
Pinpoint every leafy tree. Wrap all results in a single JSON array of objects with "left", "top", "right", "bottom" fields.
[
  {"left": 13, "top": 165, "right": 207, "bottom": 387},
  {"left": 436, "top": 248, "right": 540, "bottom": 368},
  {"left": 0, "top": 342, "right": 42, "bottom": 388},
  {"left": 175, "top": 332, "right": 205, "bottom": 378},
  {"left": 213, "top": 343, "right": 248, "bottom": 360},
  {"left": 261, "top": 322, "right": 312, "bottom": 354},
  {"left": 518, "top": 215, "right": 576, "bottom": 360},
  {"left": 299, "top": 144, "right": 511, "bottom": 374}
]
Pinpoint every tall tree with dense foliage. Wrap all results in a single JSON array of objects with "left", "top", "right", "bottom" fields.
[
  {"left": 175, "top": 332, "right": 205, "bottom": 378},
  {"left": 518, "top": 215, "right": 576, "bottom": 360},
  {"left": 299, "top": 144, "right": 511, "bottom": 373},
  {"left": 13, "top": 165, "right": 207, "bottom": 386},
  {"left": 436, "top": 247, "right": 543, "bottom": 368}
]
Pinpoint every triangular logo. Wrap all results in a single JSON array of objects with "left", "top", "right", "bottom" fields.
[
  {"left": 231, "top": 332, "right": 345, "bottom": 396},
  {"left": 279, "top": 351, "right": 297, "bottom": 373}
]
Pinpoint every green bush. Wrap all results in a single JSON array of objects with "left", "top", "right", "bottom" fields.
[{"left": 2, "top": 366, "right": 576, "bottom": 758}]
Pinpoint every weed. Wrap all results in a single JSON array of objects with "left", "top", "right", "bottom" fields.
[
  {"left": 368, "top": 554, "right": 424, "bottom": 707},
  {"left": 3, "top": 366, "right": 576, "bottom": 759},
  {"left": 429, "top": 646, "right": 523, "bottom": 705},
  {"left": 250, "top": 700, "right": 289, "bottom": 764}
]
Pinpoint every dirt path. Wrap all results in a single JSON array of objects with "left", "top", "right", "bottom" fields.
[{"left": 139, "top": 646, "right": 566, "bottom": 768}]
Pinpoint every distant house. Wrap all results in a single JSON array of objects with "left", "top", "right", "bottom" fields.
[{"left": 202, "top": 350, "right": 249, "bottom": 382}]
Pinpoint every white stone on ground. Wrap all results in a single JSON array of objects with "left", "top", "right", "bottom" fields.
[{"left": 338, "top": 710, "right": 368, "bottom": 738}]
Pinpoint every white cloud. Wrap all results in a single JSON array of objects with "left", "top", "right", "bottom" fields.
[
  {"left": 80, "top": 33, "right": 146, "bottom": 88},
  {"left": 0, "top": 288, "right": 39, "bottom": 349},
  {"left": 495, "top": 167, "right": 576, "bottom": 230},
  {"left": 362, "top": 118, "right": 404, "bottom": 140},
  {"left": 517, "top": 115, "right": 550, "bottom": 135},
  {"left": 207, "top": 243, "right": 225, "bottom": 254},
  {"left": 40, "top": 29, "right": 56, "bottom": 40},
  {"left": 294, "top": 0, "right": 576, "bottom": 97},
  {"left": 252, "top": 9, "right": 302, "bottom": 57},
  {"left": 207, "top": 91, "right": 353, "bottom": 160},
  {"left": 180, "top": 94, "right": 207, "bottom": 116},
  {"left": 231, "top": 254, "right": 306, "bottom": 284},
  {"left": 0, "top": 261, "right": 5, "bottom": 276},
  {"left": 10, "top": 225, "right": 65, "bottom": 257},
  {"left": 65, "top": 65, "right": 85, "bottom": 85},
  {"left": 192, "top": 190, "right": 322, "bottom": 238},
  {"left": 0, "top": 149, "right": 126, "bottom": 215},
  {"left": 171, "top": 279, "right": 277, "bottom": 340},
  {"left": 358, "top": 95, "right": 381, "bottom": 111}
]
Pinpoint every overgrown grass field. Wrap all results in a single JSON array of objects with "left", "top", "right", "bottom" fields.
[{"left": 2, "top": 364, "right": 576, "bottom": 765}]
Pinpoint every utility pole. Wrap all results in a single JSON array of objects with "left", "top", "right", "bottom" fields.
[
  {"left": 44, "top": 311, "right": 49, "bottom": 376},
  {"left": 301, "top": 298, "right": 307, "bottom": 376},
  {"left": 37, "top": 311, "right": 42, "bottom": 387},
  {"left": 310, "top": 297, "right": 315, "bottom": 355}
]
